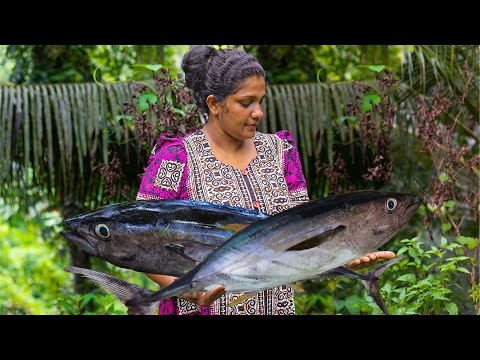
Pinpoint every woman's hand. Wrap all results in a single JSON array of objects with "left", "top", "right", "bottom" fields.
[
  {"left": 180, "top": 285, "right": 226, "bottom": 306},
  {"left": 345, "top": 251, "right": 396, "bottom": 270}
]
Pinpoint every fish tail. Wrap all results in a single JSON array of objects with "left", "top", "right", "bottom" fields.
[
  {"left": 64, "top": 266, "right": 158, "bottom": 315},
  {"left": 360, "top": 255, "right": 406, "bottom": 315}
]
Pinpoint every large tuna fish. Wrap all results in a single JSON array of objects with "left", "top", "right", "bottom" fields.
[
  {"left": 61, "top": 200, "right": 268, "bottom": 277},
  {"left": 65, "top": 190, "right": 421, "bottom": 314}
]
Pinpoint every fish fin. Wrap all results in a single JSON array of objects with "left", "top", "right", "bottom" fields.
[
  {"left": 64, "top": 266, "right": 158, "bottom": 315},
  {"left": 316, "top": 266, "right": 367, "bottom": 281},
  {"left": 227, "top": 292, "right": 258, "bottom": 307},
  {"left": 165, "top": 243, "right": 197, "bottom": 263},
  {"left": 289, "top": 282, "right": 305, "bottom": 293},
  {"left": 360, "top": 255, "right": 407, "bottom": 315},
  {"left": 218, "top": 223, "right": 251, "bottom": 232},
  {"left": 286, "top": 224, "right": 346, "bottom": 251}
]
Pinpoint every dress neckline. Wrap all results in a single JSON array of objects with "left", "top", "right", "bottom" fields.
[{"left": 197, "top": 129, "right": 260, "bottom": 172}]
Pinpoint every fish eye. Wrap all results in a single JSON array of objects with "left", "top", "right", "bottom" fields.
[
  {"left": 95, "top": 224, "right": 111, "bottom": 239},
  {"left": 386, "top": 198, "right": 397, "bottom": 211}
]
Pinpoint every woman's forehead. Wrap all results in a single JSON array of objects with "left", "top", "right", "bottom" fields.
[{"left": 234, "top": 76, "right": 266, "bottom": 96}]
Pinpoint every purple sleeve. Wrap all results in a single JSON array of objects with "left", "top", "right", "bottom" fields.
[
  {"left": 276, "top": 130, "right": 310, "bottom": 205},
  {"left": 136, "top": 135, "right": 189, "bottom": 201}
]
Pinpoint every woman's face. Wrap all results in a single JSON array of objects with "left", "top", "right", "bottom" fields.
[{"left": 215, "top": 75, "right": 266, "bottom": 141}]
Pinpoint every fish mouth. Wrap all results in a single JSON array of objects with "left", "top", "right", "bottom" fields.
[
  {"left": 404, "top": 195, "right": 423, "bottom": 215},
  {"left": 60, "top": 230, "right": 97, "bottom": 255}
]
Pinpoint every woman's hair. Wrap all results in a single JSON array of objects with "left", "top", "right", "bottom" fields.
[{"left": 181, "top": 45, "right": 265, "bottom": 115}]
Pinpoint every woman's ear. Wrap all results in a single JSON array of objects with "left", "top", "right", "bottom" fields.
[{"left": 206, "top": 95, "right": 219, "bottom": 115}]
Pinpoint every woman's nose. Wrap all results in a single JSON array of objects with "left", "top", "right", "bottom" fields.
[{"left": 251, "top": 104, "right": 263, "bottom": 119}]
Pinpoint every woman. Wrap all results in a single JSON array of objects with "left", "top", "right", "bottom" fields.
[{"left": 136, "top": 45, "right": 394, "bottom": 315}]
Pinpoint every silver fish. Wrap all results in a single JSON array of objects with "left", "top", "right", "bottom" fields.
[
  {"left": 61, "top": 200, "right": 268, "bottom": 277},
  {"left": 66, "top": 255, "right": 407, "bottom": 315},
  {"left": 66, "top": 190, "right": 421, "bottom": 314}
]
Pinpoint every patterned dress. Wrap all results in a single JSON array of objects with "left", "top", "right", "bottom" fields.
[{"left": 136, "top": 129, "right": 309, "bottom": 315}]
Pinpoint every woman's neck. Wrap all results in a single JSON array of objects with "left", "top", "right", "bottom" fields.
[
  {"left": 202, "top": 123, "right": 245, "bottom": 153},
  {"left": 202, "top": 123, "right": 257, "bottom": 170}
]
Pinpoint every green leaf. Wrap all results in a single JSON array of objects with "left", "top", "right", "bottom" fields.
[
  {"left": 456, "top": 236, "right": 478, "bottom": 249},
  {"left": 334, "top": 299, "right": 345, "bottom": 311},
  {"left": 338, "top": 115, "right": 356, "bottom": 123},
  {"left": 62, "top": 302, "right": 76, "bottom": 314},
  {"left": 396, "top": 273, "right": 416, "bottom": 283},
  {"left": 367, "top": 65, "right": 386, "bottom": 72},
  {"left": 456, "top": 267, "right": 471, "bottom": 274},
  {"left": 344, "top": 296, "right": 362, "bottom": 315},
  {"left": 441, "top": 223, "right": 452, "bottom": 232},
  {"left": 443, "top": 200, "right": 455, "bottom": 208},
  {"left": 80, "top": 293, "right": 95, "bottom": 308},
  {"left": 397, "top": 246, "right": 408, "bottom": 255},
  {"left": 445, "top": 243, "right": 462, "bottom": 250},
  {"left": 146, "top": 64, "right": 163, "bottom": 72},
  {"left": 362, "top": 93, "right": 381, "bottom": 112},
  {"left": 106, "top": 303, "right": 115, "bottom": 314},
  {"left": 357, "top": 65, "right": 386, "bottom": 73},
  {"left": 139, "top": 92, "right": 158, "bottom": 112},
  {"left": 382, "top": 283, "right": 393, "bottom": 294},
  {"left": 173, "top": 108, "right": 185, "bottom": 116},
  {"left": 133, "top": 64, "right": 163, "bottom": 72},
  {"left": 114, "top": 115, "right": 133, "bottom": 122},
  {"left": 445, "top": 302, "right": 458, "bottom": 315},
  {"left": 439, "top": 173, "right": 449, "bottom": 184},
  {"left": 418, "top": 279, "right": 432, "bottom": 287}
]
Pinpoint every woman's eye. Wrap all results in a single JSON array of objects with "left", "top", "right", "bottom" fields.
[
  {"left": 95, "top": 224, "right": 111, "bottom": 239},
  {"left": 385, "top": 198, "right": 397, "bottom": 211},
  {"left": 241, "top": 102, "right": 251, "bottom": 107}
]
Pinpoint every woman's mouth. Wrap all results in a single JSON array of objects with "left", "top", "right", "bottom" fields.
[{"left": 246, "top": 124, "right": 258, "bottom": 130}]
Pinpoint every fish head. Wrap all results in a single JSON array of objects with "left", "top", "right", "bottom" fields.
[
  {"left": 60, "top": 199, "right": 268, "bottom": 275},
  {"left": 346, "top": 191, "right": 422, "bottom": 252},
  {"left": 61, "top": 202, "right": 165, "bottom": 262}
]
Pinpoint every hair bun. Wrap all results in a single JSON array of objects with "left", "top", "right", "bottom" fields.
[{"left": 181, "top": 45, "right": 216, "bottom": 93}]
